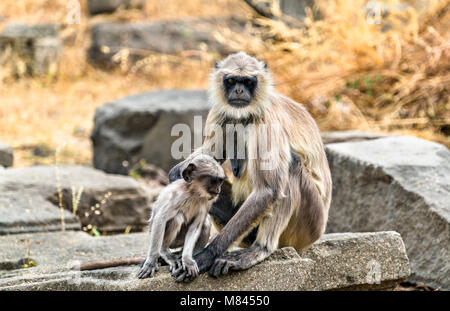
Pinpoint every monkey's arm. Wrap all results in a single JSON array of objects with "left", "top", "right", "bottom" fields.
[
  {"left": 193, "top": 186, "right": 276, "bottom": 274},
  {"left": 137, "top": 210, "right": 169, "bottom": 279},
  {"left": 173, "top": 211, "right": 206, "bottom": 282}
]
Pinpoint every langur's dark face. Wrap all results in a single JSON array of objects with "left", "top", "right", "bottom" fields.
[
  {"left": 223, "top": 75, "right": 257, "bottom": 108},
  {"left": 198, "top": 174, "right": 225, "bottom": 197}
]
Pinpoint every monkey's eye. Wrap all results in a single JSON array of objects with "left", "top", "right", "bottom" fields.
[
  {"left": 227, "top": 78, "right": 235, "bottom": 84},
  {"left": 245, "top": 79, "right": 253, "bottom": 86}
]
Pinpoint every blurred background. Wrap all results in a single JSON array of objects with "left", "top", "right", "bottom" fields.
[
  {"left": 0, "top": 0, "right": 448, "bottom": 167},
  {"left": 0, "top": 1, "right": 448, "bottom": 291}
]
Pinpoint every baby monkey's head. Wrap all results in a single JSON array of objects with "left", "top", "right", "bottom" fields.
[{"left": 181, "top": 155, "right": 226, "bottom": 200}]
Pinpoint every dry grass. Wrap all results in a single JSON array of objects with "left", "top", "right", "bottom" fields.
[{"left": 0, "top": 0, "right": 448, "bottom": 168}]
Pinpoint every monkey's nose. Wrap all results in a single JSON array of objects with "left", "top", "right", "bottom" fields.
[{"left": 233, "top": 166, "right": 239, "bottom": 176}]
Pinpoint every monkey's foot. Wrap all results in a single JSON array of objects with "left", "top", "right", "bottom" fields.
[
  {"left": 137, "top": 259, "right": 159, "bottom": 279},
  {"left": 171, "top": 247, "right": 216, "bottom": 283},
  {"left": 161, "top": 251, "right": 182, "bottom": 274},
  {"left": 209, "top": 246, "right": 270, "bottom": 277},
  {"left": 172, "top": 258, "right": 199, "bottom": 283},
  {"left": 169, "top": 258, "right": 184, "bottom": 275}
]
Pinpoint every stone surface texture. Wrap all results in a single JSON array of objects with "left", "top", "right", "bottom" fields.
[
  {"left": 0, "top": 141, "right": 13, "bottom": 167},
  {"left": 326, "top": 135, "right": 450, "bottom": 289},
  {"left": 0, "top": 165, "right": 152, "bottom": 234},
  {"left": 91, "top": 89, "right": 211, "bottom": 174},
  {"left": 0, "top": 231, "right": 410, "bottom": 290}
]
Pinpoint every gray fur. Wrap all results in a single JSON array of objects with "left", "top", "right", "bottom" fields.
[
  {"left": 170, "top": 52, "right": 332, "bottom": 281},
  {"left": 137, "top": 155, "right": 225, "bottom": 280}
]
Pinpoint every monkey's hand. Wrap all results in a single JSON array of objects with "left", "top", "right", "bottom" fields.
[
  {"left": 174, "top": 257, "right": 199, "bottom": 283},
  {"left": 169, "top": 258, "right": 183, "bottom": 276},
  {"left": 209, "top": 246, "right": 270, "bottom": 277},
  {"left": 137, "top": 258, "right": 159, "bottom": 279},
  {"left": 194, "top": 247, "right": 217, "bottom": 273},
  {"left": 172, "top": 248, "right": 216, "bottom": 282}
]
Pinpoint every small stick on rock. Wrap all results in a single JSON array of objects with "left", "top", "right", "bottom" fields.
[{"left": 72, "top": 258, "right": 145, "bottom": 271}]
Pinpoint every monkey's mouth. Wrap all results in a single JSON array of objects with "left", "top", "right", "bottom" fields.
[{"left": 228, "top": 99, "right": 250, "bottom": 108}]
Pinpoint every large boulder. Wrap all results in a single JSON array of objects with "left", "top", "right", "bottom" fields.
[
  {"left": 0, "top": 24, "right": 61, "bottom": 76},
  {"left": 326, "top": 135, "right": 450, "bottom": 290},
  {"left": 88, "top": 18, "right": 245, "bottom": 68},
  {"left": 0, "top": 165, "right": 153, "bottom": 234},
  {"left": 0, "top": 141, "right": 13, "bottom": 167},
  {"left": 87, "top": 0, "right": 145, "bottom": 15},
  {"left": 91, "top": 90, "right": 211, "bottom": 174},
  {"left": 0, "top": 231, "right": 409, "bottom": 290}
]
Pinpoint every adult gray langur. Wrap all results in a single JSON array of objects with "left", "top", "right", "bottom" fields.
[{"left": 169, "top": 51, "right": 332, "bottom": 281}]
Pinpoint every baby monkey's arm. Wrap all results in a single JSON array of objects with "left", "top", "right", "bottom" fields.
[
  {"left": 137, "top": 208, "right": 170, "bottom": 279},
  {"left": 174, "top": 210, "right": 208, "bottom": 282}
]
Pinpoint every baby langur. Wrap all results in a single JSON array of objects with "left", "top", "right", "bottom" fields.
[{"left": 137, "top": 154, "right": 226, "bottom": 281}]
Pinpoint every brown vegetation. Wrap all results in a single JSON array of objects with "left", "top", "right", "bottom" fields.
[{"left": 0, "top": 0, "right": 448, "bottom": 167}]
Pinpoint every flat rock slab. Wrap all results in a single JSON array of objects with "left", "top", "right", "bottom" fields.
[
  {"left": 326, "top": 135, "right": 450, "bottom": 290},
  {"left": 91, "top": 89, "right": 211, "bottom": 173},
  {"left": 0, "top": 231, "right": 410, "bottom": 290},
  {"left": 0, "top": 165, "right": 152, "bottom": 234},
  {"left": 278, "top": 0, "right": 321, "bottom": 21},
  {"left": 0, "top": 141, "right": 13, "bottom": 167},
  {"left": 88, "top": 0, "right": 145, "bottom": 15},
  {"left": 322, "top": 130, "right": 386, "bottom": 144},
  {"left": 88, "top": 18, "right": 245, "bottom": 68},
  {"left": 0, "top": 24, "right": 61, "bottom": 76}
]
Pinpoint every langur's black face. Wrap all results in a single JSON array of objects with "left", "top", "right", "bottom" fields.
[
  {"left": 223, "top": 75, "right": 257, "bottom": 108},
  {"left": 198, "top": 174, "right": 226, "bottom": 197}
]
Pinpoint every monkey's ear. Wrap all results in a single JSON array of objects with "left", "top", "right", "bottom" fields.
[
  {"left": 182, "top": 163, "right": 196, "bottom": 182},
  {"left": 214, "top": 61, "right": 219, "bottom": 69},
  {"left": 263, "top": 62, "right": 268, "bottom": 70}
]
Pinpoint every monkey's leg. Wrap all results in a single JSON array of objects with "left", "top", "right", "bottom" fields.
[
  {"left": 208, "top": 179, "right": 258, "bottom": 247},
  {"left": 210, "top": 160, "right": 327, "bottom": 277},
  {"left": 209, "top": 197, "right": 295, "bottom": 277},
  {"left": 278, "top": 163, "right": 327, "bottom": 250},
  {"left": 194, "top": 186, "right": 275, "bottom": 275},
  {"left": 160, "top": 215, "right": 184, "bottom": 275},
  {"left": 194, "top": 215, "right": 211, "bottom": 254},
  {"left": 174, "top": 213, "right": 207, "bottom": 282},
  {"left": 164, "top": 214, "right": 211, "bottom": 265}
]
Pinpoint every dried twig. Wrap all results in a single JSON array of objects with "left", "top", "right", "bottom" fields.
[{"left": 71, "top": 258, "right": 144, "bottom": 271}]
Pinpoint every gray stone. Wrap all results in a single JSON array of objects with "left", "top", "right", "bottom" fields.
[
  {"left": 0, "top": 24, "right": 61, "bottom": 76},
  {"left": 91, "top": 90, "right": 211, "bottom": 174},
  {"left": 278, "top": 0, "right": 321, "bottom": 21},
  {"left": 0, "top": 231, "right": 409, "bottom": 290},
  {"left": 0, "top": 141, "right": 13, "bottom": 167},
  {"left": 88, "top": 18, "right": 244, "bottom": 68},
  {"left": 87, "top": 0, "right": 145, "bottom": 15},
  {"left": 0, "top": 165, "right": 152, "bottom": 234},
  {"left": 326, "top": 136, "right": 450, "bottom": 290},
  {"left": 322, "top": 130, "right": 386, "bottom": 144}
]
